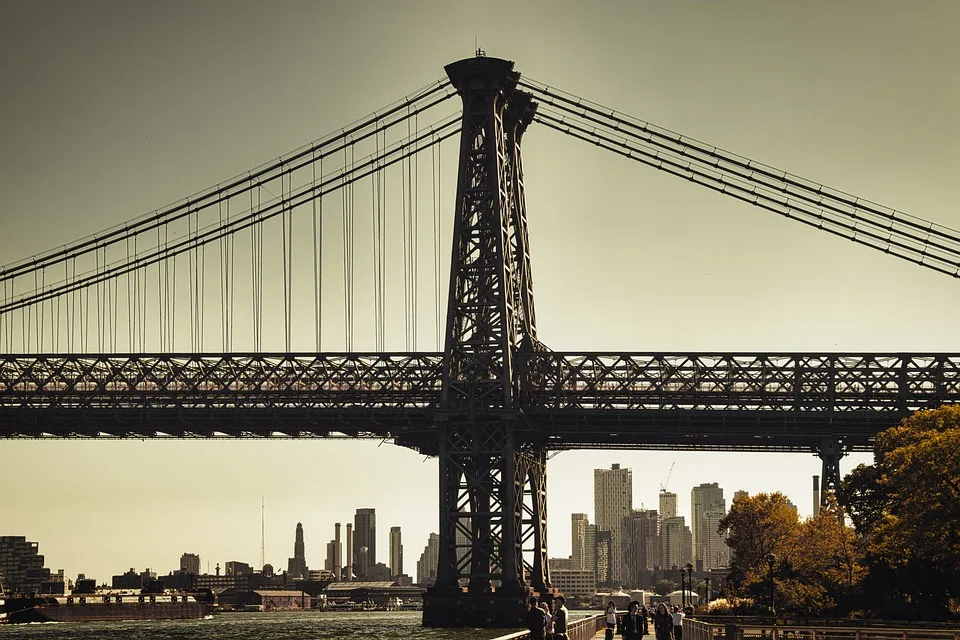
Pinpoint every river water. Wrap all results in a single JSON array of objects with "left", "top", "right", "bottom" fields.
[{"left": 0, "top": 610, "right": 518, "bottom": 639}]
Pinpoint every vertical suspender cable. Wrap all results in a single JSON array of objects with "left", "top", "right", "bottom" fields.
[
  {"left": 282, "top": 167, "right": 291, "bottom": 351},
  {"left": 199, "top": 220, "right": 206, "bottom": 352},
  {"left": 412, "top": 111, "right": 418, "bottom": 351},
  {"left": 227, "top": 197, "right": 234, "bottom": 352},
  {"left": 402, "top": 111, "right": 410, "bottom": 351},
  {"left": 38, "top": 269, "right": 45, "bottom": 352},
  {"left": 313, "top": 152, "right": 322, "bottom": 351},
  {"left": 220, "top": 196, "right": 227, "bottom": 352},
  {"left": 433, "top": 138, "right": 440, "bottom": 349}
]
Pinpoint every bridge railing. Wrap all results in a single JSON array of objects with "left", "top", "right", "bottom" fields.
[
  {"left": 684, "top": 619, "right": 960, "bottom": 640},
  {"left": 490, "top": 613, "right": 606, "bottom": 640}
]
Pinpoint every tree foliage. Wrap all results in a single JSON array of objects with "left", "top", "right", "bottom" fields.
[
  {"left": 721, "top": 492, "right": 863, "bottom": 616},
  {"left": 838, "top": 405, "right": 960, "bottom": 619}
]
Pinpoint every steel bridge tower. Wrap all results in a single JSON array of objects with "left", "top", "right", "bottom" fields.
[{"left": 420, "top": 55, "right": 549, "bottom": 627}]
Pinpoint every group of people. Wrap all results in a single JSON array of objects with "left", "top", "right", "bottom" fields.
[
  {"left": 604, "top": 600, "right": 686, "bottom": 640},
  {"left": 525, "top": 595, "right": 569, "bottom": 640}
]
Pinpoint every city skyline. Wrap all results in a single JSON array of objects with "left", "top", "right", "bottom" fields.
[
  {"left": 9, "top": 474, "right": 811, "bottom": 585},
  {"left": 2, "top": 1, "right": 958, "bottom": 588}
]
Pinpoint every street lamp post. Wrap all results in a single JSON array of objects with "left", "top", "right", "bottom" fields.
[
  {"left": 680, "top": 567, "right": 686, "bottom": 608},
  {"left": 685, "top": 563, "right": 694, "bottom": 610},
  {"left": 764, "top": 553, "right": 777, "bottom": 618}
]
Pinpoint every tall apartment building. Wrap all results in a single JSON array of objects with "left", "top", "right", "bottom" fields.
[
  {"left": 595, "top": 530, "right": 612, "bottom": 586},
  {"left": 571, "top": 513, "right": 589, "bottom": 571},
  {"left": 660, "top": 516, "right": 693, "bottom": 569},
  {"left": 702, "top": 510, "right": 730, "bottom": 569},
  {"left": 624, "top": 509, "right": 659, "bottom": 587},
  {"left": 389, "top": 526, "right": 403, "bottom": 578},
  {"left": 594, "top": 464, "right": 632, "bottom": 584},
  {"left": 0, "top": 536, "right": 51, "bottom": 594},
  {"left": 353, "top": 508, "right": 376, "bottom": 580},
  {"left": 180, "top": 553, "right": 201, "bottom": 575},
  {"left": 416, "top": 533, "right": 440, "bottom": 585},
  {"left": 659, "top": 490, "right": 678, "bottom": 519},
  {"left": 691, "top": 482, "right": 727, "bottom": 569}
]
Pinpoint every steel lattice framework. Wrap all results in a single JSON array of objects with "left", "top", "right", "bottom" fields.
[
  {"left": 3, "top": 55, "right": 960, "bottom": 628},
  {"left": 4, "top": 352, "right": 960, "bottom": 441}
]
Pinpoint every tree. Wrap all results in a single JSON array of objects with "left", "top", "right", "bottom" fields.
[
  {"left": 838, "top": 405, "right": 960, "bottom": 619},
  {"left": 720, "top": 492, "right": 864, "bottom": 617},
  {"left": 719, "top": 492, "right": 800, "bottom": 612}
]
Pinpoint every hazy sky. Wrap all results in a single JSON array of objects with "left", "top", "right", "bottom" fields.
[{"left": 1, "top": 1, "right": 959, "bottom": 584}]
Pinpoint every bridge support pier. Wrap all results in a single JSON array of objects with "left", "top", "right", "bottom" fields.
[
  {"left": 422, "top": 422, "right": 551, "bottom": 627},
  {"left": 816, "top": 437, "right": 845, "bottom": 507}
]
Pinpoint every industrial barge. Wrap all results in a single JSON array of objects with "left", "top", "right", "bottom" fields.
[{"left": 0, "top": 589, "right": 215, "bottom": 624}]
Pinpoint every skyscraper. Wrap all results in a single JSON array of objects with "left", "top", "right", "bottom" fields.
[
  {"left": 571, "top": 513, "right": 589, "bottom": 571},
  {"left": 584, "top": 523, "right": 597, "bottom": 578},
  {"left": 659, "top": 490, "right": 678, "bottom": 519},
  {"left": 594, "top": 464, "right": 632, "bottom": 584},
  {"left": 287, "top": 522, "right": 307, "bottom": 579},
  {"left": 417, "top": 533, "right": 440, "bottom": 585},
  {"left": 660, "top": 516, "right": 692, "bottom": 569},
  {"left": 691, "top": 482, "right": 726, "bottom": 569},
  {"left": 353, "top": 508, "right": 376, "bottom": 580},
  {"left": 389, "top": 526, "right": 403, "bottom": 578},
  {"left": 624, "top": 509, "right": 659, "bottom": 587}
]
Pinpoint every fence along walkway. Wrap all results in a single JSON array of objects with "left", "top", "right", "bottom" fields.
[
  {"left": 490, "top": 613, "right": 606, "bottom": 640},
  {"left": 684, "top": 619, "right": 960, "bottom": 640}
]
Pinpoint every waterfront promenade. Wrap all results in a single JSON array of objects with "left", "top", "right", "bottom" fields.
[{"left": 491, "top": 617, "right": 960, "bottom": 640}]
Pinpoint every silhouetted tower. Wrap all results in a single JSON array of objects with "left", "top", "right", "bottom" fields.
[
  {"left": 421, "top": 54, "right": 548, "bottom": 628},
  {"left": 287, "top": 522, "right": 307, "bottom": 579},
  {"left": 353, "top": 508, "right": 376, "bottom": 580}
]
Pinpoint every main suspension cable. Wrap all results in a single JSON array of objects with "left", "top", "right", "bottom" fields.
[
  {"left": 1, "top": 78, "right": 457, "bottom": 282},
  {"left": 1, "top": 115, "right": 462, "bottom": 314},
  {"left": 536, "top": 108, "right": 960, "bottom": 278}
]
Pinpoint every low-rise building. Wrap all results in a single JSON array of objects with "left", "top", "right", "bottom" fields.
[
  {"left": 218, "top": 589, "right": 310, "bottom": 611},
  {"left": 550, "top": 568, "right": 596, "bottom": 599}
]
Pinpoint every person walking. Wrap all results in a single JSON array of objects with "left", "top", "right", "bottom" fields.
[
  {"left": 653, "top": 603, "right": 673, "bottom": 640},
  {"left": 640, "top": 605, "right": 650, "bottom": 635},
  {"left": 604, "top": 600, "right": 618, "bottom": 640},
  {"left": 541, "top": 602, "right": 554, "bottom": 640},
  {"left": 553, "top": 596, "right": 569, "bottom": 640},
  {"left": 526, "top": 597, "right": 546, "bottom": 640},
  {"left": 618, "top": 600, "right": 645, "bottom": 640},
  {"left": 671, "top": 605, "right": 685, "bottom": 640}
]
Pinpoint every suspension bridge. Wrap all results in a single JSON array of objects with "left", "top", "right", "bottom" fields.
[{"left": 2, "top": 54, "right": 959, "bottom": 627}]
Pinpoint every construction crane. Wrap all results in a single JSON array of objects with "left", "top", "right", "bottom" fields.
[{"left": 660, "top": 461, "right": 676, "bottom": 493}]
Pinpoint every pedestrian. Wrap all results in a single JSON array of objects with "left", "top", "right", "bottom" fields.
[
  {"left": 671, "top": 605, "right": 685, "bottom": 640},
  {"left": 653, "top": 603, "right": 673, "bottom": 640},
  {"left": 640, "top": 605, "right": 650, "bottom": 635},
  {"left": 541, "top": 601, "right": 554, "bottom": 640},
  {"left": 618, "top": 600, "right": 644, "bottom": 640},
  {"left": 553, "top": 595, "right": 569, "bottom": 640},
  {"left": 526, "top": 597, "right": 546, "bottom": 640},
  {"left": 604, "top": 600, "right": 618, "bottom": 640}
]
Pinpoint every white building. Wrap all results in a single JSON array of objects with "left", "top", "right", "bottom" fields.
[{"left": 691, "top": 482, "right": 727, "bottom": 569}]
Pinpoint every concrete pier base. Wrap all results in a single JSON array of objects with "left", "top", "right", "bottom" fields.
[{"left": 422, "top": 585, "right": 535, "bottom": 628}]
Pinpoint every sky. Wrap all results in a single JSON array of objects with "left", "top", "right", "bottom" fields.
[{"left": 1, "top": 0, "right": 959, "bottom": 584}]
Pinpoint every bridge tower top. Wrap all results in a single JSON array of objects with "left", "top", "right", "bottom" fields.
[
  {"left": 444, "top": 55, "right": 516, "bottom": 93},
  {"left": 438, "top": 55, "right": 539, "bottom": 417}
]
